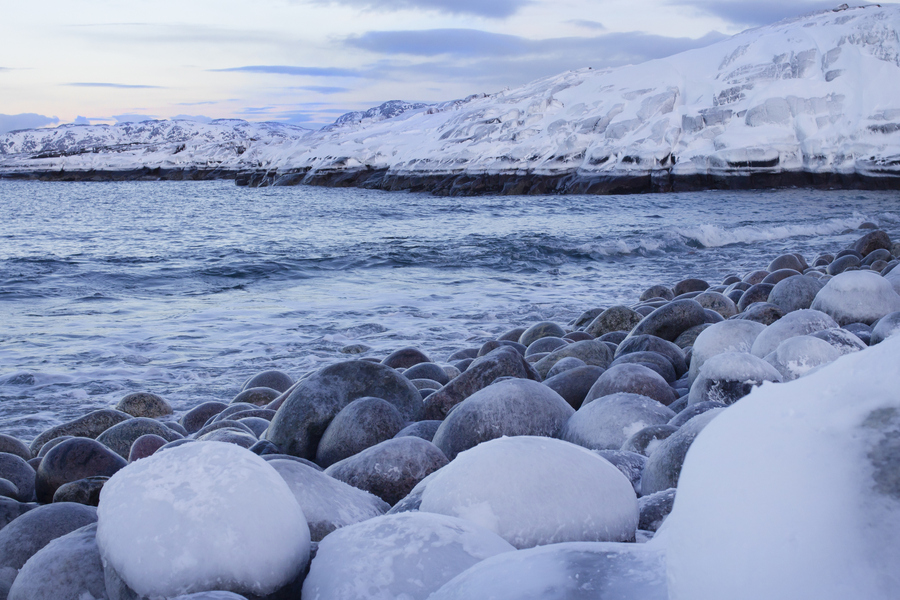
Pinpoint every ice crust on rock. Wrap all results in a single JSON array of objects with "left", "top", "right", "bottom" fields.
[
  {"left": 418, "top": 436, "right": 639, "bottom": 548},
  {"left": 561, "top": 392, "right": 675, "bottom": 451},
  {"left": 688, "top": 351, "right": 782, "bottom": 405},
  {"left": 96, "top": 441, "right": 310, "bottom": 599},
  {"left": 810, "top": 270, "right": 900, "bottom": 326},
  {"left": 750, "top": 308, "right": 838, "bottom": 357},
  {"left": 688, "top": 320, "right": 766, "bottom": 384},
  {"left": 301, "top": 512, "right": 514, "bottom": 600},
  {"left": 763, "top": 334, "right": 841, "bottom": 381},
  {"left": 267, "top": 458, "right": 389, "bottom": 542},
  {"left": 665, "top": 336, "right": 900, "bottom": 600},
  {"left": 428, "top": 541, "right": 667, "bottom": 600}
]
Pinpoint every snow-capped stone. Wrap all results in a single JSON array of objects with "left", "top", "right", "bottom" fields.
[
  {"left": 428, "top": 541, "right": 667, "bottom": 600},
  {"left": 96, "top": 441, "right": 310, "bottom": 599},
  {"left": 688, "top": 320, "right": 767, "bottom": 384},
  {"left": 561, "top": 392, "right": 675, "bottom": 451},
  {"left": 810, "top": 270, "right": 900, "bottom": 326},
  {"left": 419, "top": 436, "right": 639, "bottom": 548},
  {"left": 750, "top": 309, "right": 839, "bottom": 357},
  {"left": 689, "top": 352, "right": 782, "bottom": 405},
  {"left": 301, "top": 512, "right": 514, "bottom": 600},
  {"left": 7, "top": 524, "right": 105, "bottom": 600},
  {"left": 665, "top": 337, "right": 900, "bottom": 600},
  {"left": 763, "top": 335, "right": 841, "bottom": 381},
  {"left": 641, "top": 408, "right": 725, "bottom": 496},
  {"left": 870, "top": 311, "right": 900, "bottom": 345}
]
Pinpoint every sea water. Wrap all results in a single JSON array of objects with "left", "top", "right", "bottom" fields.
[{"left": 0, "top": 180, "right": 897, "bottom": 440}]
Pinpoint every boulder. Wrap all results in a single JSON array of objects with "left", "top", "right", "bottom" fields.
[
  {"left": 115, "top": 392, "right": 172, "bottom": 418},
  {"left": 561, "top": 392, "right": 675, "bottom": 451},
  {"left": 314, "top": 397, "right": 406, "bottom": 468},
  {"left": 29, "top": 410, "right": 132, "bottom": 456},
  {"left": 95, "top": 418, "right": 183, "bottom": 460},
  {"left": 35, "top": 437, "right": 126, "bottom": 504}
]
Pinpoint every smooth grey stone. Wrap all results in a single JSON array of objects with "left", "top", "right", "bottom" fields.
[
  {"left": 315, "top": 397, "right": 407, "bottom": 468},
  {"left": 742, "top": 270, "right": 769, "bottom": 285},
  {"left": 835, "top": 249, "right": 863, "bottom": 260},
  {"left": 231, "top": 387, "right": 281, "bottom": 406},
  {"left": 249, "top": 440, "right": 282, "bottom": 456},
  {"left": 703, "top": 309, "right": 724, "bottom": 324},
  {"left": 542, "top": 365, "right": 605, "bottom": 410},
  {"left": 761, "top": 269, "right": 801, "bottom": 285},
  {"left": 498, "top": 327, "right": 527, "bottom": 343},
  {"left": 382, "top": 347, "right": 430, "bottom": 369},
  {"left": 827, "top": 254, "right": 860, "bottom": 275},
  {"left": 237, "top": 417, "right": 271, "bottom": 438},
  {"left": 853, "top": 229, "right": 892, "bottom": 257},
  {"left": 584, "top": 306, "right": 644, "bottom": 338},
  {"left": 811, "top": 327, "right": 868, "bottom": 354},
  {"left": 532, "top": 340, "right": 613, "bottom": 380},
  {"left": 410, "top": 378, "right": 443, "bottom": 391},
  {"left": 524, "top": 336, "right": 567, "bottom": 357},
  {"left": 403, "top": 363, "right": 450, "bottom": 386},
  {"left": 195, "top": 429, "right": 258, "bottom": 448},
  {"left": 432, "top": 378, "right": 574, "bottom": 461},
  {"left": 212, "top": 403, "right": 259, "bottom": 422},
  {"left": 813, "top": 253, "right": 834, "bottom": 266},
  {"left": 584, "top": 364, "right": 677, "bottom": 407},
  {"left": 29, "top": 410, "right": 133, "bottom": 457},
  {"left": 325, "top": 437, "right": 448, "bottom": 506},
  {"left": 115, "top": 393, "right": 172, "bottom": 419},
  {"left": 217, "top": 408, "right": 276, "bottom": 423},
  {"left": 621, "top": 424, "right": 679, "bottom": 456},
  {"left": 261, "top": 454, "right": 323, "bottom": 471},
  {"left": 7, "top": 523, "right": 106, "bottom": 600},
  {"left": 478, "top": 340, "right": 526, "bottom": 357},
  {"left": 36, "top": 438, "right": 126, "bottom": 504},
  {"left": 673, "top": 323, "right": 712, "bottom": 349},
  {"left": 564, "top": 331, "right": 593, "bottom": 342},
  {"left": 164, "top": 421, "right": 188, "bottom": 437},
  {"left": 269, "top": 360, "right": 423, "bottom": 460},
  {"left": 572, "top": 308, "right": 605, "bottom": 329},
  {"left": 0, "top": 453, "right": 35, "bottom": 503},
  {"left": 562, "top": 393, "right": 674, "bottom": 451},
  {"left": 843, "top": 322, "right": 872, "bottom": 344},
  {"left": 179, "top": 401, "right": 228, "bottom": 434},
  {"left": 593, "top": 450, "right": 646, "bottom": 494},
  {"left": 733, "top": 302, "right": 784, "bottom": 325},
  {"left": 155, "top": 439, "right": 195, "bottom": 453},
  {"left": 0, "top": 502, "right": 97, "bottom": 570},
  {"left": 669, "top": 401, "right": 727, "bottom": 428},
  {"left": 0, "top": 480, "right": 17, "bottom": 500},
  {"left": 737, "top": 283, "right": 775, "bottom": 312},
  {"left": 642, "top": 409, "right": 724, "bottom": 495},
  {"left": 871, "top": 311, "right": 900, "bottom": 345},
  {"left": 640, "top": 285, "right": 674, "bottom": 302},
  {"left": 52, "top": 477, "right": 108, "bottom": 506},
  {"left": 193, "top": 419, "right": 256, "bottom": 439},
  {"left": 447, "top": 348, "right": 479, "bottom": 361},
  {"left": 0, "top": 497, "right": 37, "bottom": 531},
  {"left": 424, "top": 347, "right": 540, "bottom": 421},
  {"left": 341, "top": 343, "right": 372, "bottom": 354},
  {"left": 673, "top": 278, "right": 709, "bottom": 296},
  {"left": 394, "top": 421, "right": 442, "bottom": 442},
  {"left": 598, "top": 331, "right": 628, "bottom": 344},
  {"left": 639, "top": 489, "right": 676, "bottom": 531},
  {"left": 626, "top": 299, "right": 708, "bottom": 344},
  {"left": 694, "top": 291, "right": 737, "bottom": 318},
  {"left": 451, "top": 358, "right": 474, "bottom": 372},
  {"left": 242, "top": 370, "right": 294, "bottom": 393},
  {"left": 767, "top": 274, "right": 824, "bottom": 313},
  {"left": 768, "top": 254, "right": 805, "bottom": 273},
  {"left": 96, "top": 418, "right": 183, "bottom": 460},
  {"left": 609, "top": 352, "right": 676, "bottom": 384},
  {"left": 667, "top": 395, "right": 689, "bottom": 413},
  {"left": 0, "top": 436, "right": 31, "bottom": 462},
  {"left": 545, "top": 356, "right": 587, "bottom": 379},
  {"left": 862, "top": 248, "right": 892, "bottom": 266},
  {"left": 38, "top": 437, "right": 73, "bottom": 458},
  {"left": 518, "top": 321, "right": 566, "bottom": 347},
  {"left": 634, "top": 306, "right": 654, "bottom": 316}
]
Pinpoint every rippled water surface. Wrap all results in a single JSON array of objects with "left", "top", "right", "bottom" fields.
[{"left": 1, "top": 180, "right": 897, "bottom": 440}]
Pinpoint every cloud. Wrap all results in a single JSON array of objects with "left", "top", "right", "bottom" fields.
[
  {"left": 567, "top": 20, "right": 606, "bottom": 31},
  {"left": 310, "top": 0, "right": 529, "bottom": 19},
  {"left": 293, "top": 86, "right": 351, "bottom": 94},
  {"left": 66, "top": 82, "right": 164, "bottom": 89},
  {"left": 171, "top": 114, "right": 213, "bottom": 123},
  {"left": 667, "top": 0, "right": 844, "bottom": 27},
  {"left": 0, "top": 67, "right": 9, "bottom": 72},
  {"left": 348, "top": 29, "right": 529, "bottom": 57},
  {"left": 72, "top": 116, "right": 91, "bottom": 125},
  {"left": 0, "top": 113, "right": 60, "bottom": 134},
  {"left": 113, "top": 114, "right": 157, "bottom": 123},
  {"left": 214, "top": 65, "right": 363, "bottom": 78}
]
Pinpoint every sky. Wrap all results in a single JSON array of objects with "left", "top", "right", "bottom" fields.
[{"left": 0, "top": 0, "right": 881, "bottom": 132}]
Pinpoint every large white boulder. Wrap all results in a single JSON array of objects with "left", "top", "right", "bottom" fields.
[
  {"left": 750, "top": 309, "right": 838, "bottom": 357},
  {"left": 665, "top": 337, "right": 900, "bottom": 600},
  {"left": 419, "top": 436, "right": 638, "bottom": 548},
  {"left": 97, "top": 441, "right": 310, "bottom": 599},
  {"left": 810, "top": 270, "right": 900, "bottom": 326},
  {"left": 302, "top": 512, "right": 514, "bottom": 600},
  {"left": 688, "top": 320, "right": 766, "bottom": 385}
]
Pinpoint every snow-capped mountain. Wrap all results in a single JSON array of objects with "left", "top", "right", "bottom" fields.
[{"left": 3, "top": 4, "right": 900, "bottom": 193}]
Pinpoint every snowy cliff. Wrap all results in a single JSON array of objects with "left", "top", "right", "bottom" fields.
[{"left": 2, "top": 4, "right": 900, "bottom": 194}]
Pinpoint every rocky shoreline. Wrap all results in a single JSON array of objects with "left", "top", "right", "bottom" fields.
[
  {"left": 1, "top": 228, "right": 899, "bottom": 599},
  {"left": 3, "top": 166, "right": 900, "bottom": 196}
]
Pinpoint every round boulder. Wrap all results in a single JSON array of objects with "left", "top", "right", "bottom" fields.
[
  {"left": 584, "top": 363, "right": 677, "bottom": 407},
  {"left": 179, "top": 401, "right": 228, "bottom": 434},
  {"left": 242, "top": 369, "right": 294, "bottom": 393},
  {"left": 689, "top": 352, "right": 782, "bottom": 406},
  {"left": 561, "top": 392, "right": 675, "bottom": 451},
  {"left": 767, "top": 274, "right": 824, "bottom": 314},
  {"left": 750, "top": 309, "right": 839, "bottom": 357},
  {"left": 0, "top": 453, "right": 36, "bottom": 503},
  {"left": 115, "top": 392, "right": 172, "bottom": 418},
  {"left": 315, "top": 397, "right": 407, "bottom": 468},
  {"left": 95, "top": 418, "right": 183, "bottom": 460},
  {"left": 641, "top": 408, "right": 724, "bottom": 495},
  {"left": 764, "top": 335, "right": 841, "bottom": 381},
  {"left": 0, "top": 502, "right": 98, "bottom": 571},
  {"left": 518, "top": 321, "right": 566, "bottom": 347},
  {"left": 811, "top": 270, "right": 900, "bottom": 326},
  {"left": 36, "top": 438, "right": 127, "bottom": 504},
  {"left": 625, "top": 299, "right": 708, "bottom": 344}
]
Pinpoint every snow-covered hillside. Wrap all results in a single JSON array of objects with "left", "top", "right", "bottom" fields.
[{"left": 2, "top": 4, "right": 900, "bottom": 193}]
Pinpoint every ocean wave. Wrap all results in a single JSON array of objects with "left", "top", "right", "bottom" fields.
[{"left": 675, "top": 215, "right": 871, "bottom": 248}]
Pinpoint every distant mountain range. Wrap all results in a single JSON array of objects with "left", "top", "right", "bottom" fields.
[{"left": 3, "top": 4, "right": 900, "bottom": 195}]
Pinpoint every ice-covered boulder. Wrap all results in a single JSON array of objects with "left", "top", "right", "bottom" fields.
[
  {"left": 267, "top": 458, "right": 388, "bottom": 541},
  {"left": 641, "top": 408, "right": 724, "bottom": 496},
  {"left": 431, "top": 378, "right": 573, "bottom": 460},
  {"left": 419, "top": 436, "right": 638, "bottom": 548},
  {"left": 96, "top": 441, "right": 310, "bottom": 599},
  {"left": 750, "top": 309, "right": 838, "bottom": 357},
  {"left": 561, "top": 392, "right": 675, "bottom": 451},
  {"left": 688, "top": 352, "right": 782, "bottom": 406},
  {"left": 0, "top": 502, "right": 97, "bottom": 571},
  {"left": 870, "top": 311, "right": 900, "bottom": 345},
  {"left": 810, "top": 271, "right": 900, "bottom": 326},
  {"left": 810, "top": 327, "right": 867, "bottom": 355},
  {"left": 428, "top": 541, "right": 666, "bottom": 600},
  {"left": 688, "top": 320, "right": 766, "bottom": 385},
  {"left": 763, "top": 335, "right": 841, "bottom": 381},
  {"left": 665, "top": 337, "right": 900, "bottom": 600},
  {"left": 7, "top": 523, "right": 105, "bottom": 600},
  {"left": 301, "top": 512, "right": 514, "bottom": 600}
]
